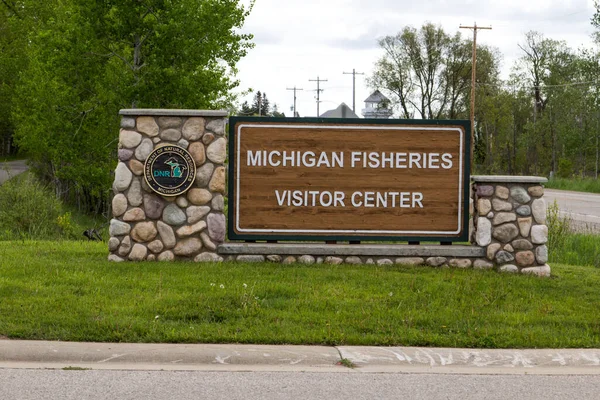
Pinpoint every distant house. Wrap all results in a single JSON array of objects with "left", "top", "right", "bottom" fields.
[
  {"left": 361, "top": 90, "right": 393, "bottom": 119},
  {"left": 319, "top": 103, "right": 359, "bottom": 119}
]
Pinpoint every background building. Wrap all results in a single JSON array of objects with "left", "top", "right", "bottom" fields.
[{"left": 361, "top": 90, "right": 393, "bottom": 119}]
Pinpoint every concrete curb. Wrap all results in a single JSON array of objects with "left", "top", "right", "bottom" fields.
[
  {"left": 338, "top": 346, "right": 600, "bottom": 373},
  {"left": 1, "top": 340, "right": 600, "bottom": 374},
  {"left": 0, "top": 341, "right": 341, "bottom": 372}
]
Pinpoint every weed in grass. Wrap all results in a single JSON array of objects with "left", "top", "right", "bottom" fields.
[
  {"left": 62, "top": 366, "right": 91, "bottom": 371},
  {"left": 337, "top": 358, "right": 356, "bottom": 368},
  {"left": 240, "top": 283, "right": 261, "bottom": 314},
  {"left": 547, "top": 200, "right": 571, "bottom": 251}
]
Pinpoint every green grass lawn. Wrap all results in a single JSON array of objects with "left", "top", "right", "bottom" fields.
[
  {"left": 551, "top": 233, "right": 600, "bottom": 267},
  {"left": 545, "top": 177, "right": 600, "bottom": 194},
  {"left": 1, "top": 241, "right": 600, "bottom": 348}
]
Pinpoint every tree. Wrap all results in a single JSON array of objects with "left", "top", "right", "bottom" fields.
[
  {"left": 85, "top": 0, "right": 254, "bottom": 109},
  {"left": 237, "top": 91, "right": 273, "bottom": 116},
  {"left": 514, "top": 31, "right": 573, "bottom": 114},
  {"left": 5, "top": 0, "right": 254, "bottom": 212},
  {"left": 0, "top": 0, "right": 32, "bottom": 156},
  {"left": 239, "top": 101, "right": 254, "bottom": 115},
  {"left": 369, "top": 23, "right": 499, "bottom": 121},
  {"left": 271, "top": 104, "right": 285, "bottom": 118},
  {"left": 250, "top": 91, "right": 270, "bottom": 116}
]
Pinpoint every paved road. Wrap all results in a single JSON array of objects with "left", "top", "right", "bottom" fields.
[
  {"left": 1, "top": 369, "right": 600, "bottom": 400},
  {"left": 0, "top": 160, "right": 28, "bottom": 184},
  {"left": 544, "top": 189, "right": 600, "bottom": 233},
  {"left": 1, "top": 341, "right": 600, "bottom": 399}
]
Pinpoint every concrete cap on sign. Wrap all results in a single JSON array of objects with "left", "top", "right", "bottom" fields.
[
  {"left": 119, "top": 109, "right": 228, "bottom": 117},
  {"left": 472, "top": 175, "right": 548, "bottom": 184}
]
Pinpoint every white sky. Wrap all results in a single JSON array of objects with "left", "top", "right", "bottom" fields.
[{"left": 235, "top": 0, "right": 598, "bottom": 118}]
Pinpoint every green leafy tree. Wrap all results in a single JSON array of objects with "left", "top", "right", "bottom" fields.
[
  {"left": 0, "top": 1, "right": 30, "bottom": 156},
  {"left": 6, "top": 0, "right": 254, "bottom": 211},
  {"left": 369, "top": 23, "right": 500, "bottom": 121},
  {"left": 237, "top": 91, "right": 273, "bottom": 116}
]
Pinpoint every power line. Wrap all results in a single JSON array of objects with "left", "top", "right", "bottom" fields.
[
  {"left": 286, "top": 86, "right": 303, "bottom": 117},
  {"left": 309, "top": 76, "right": 328, "bottom": 117},
  {"left": 476, "top": 79, "right": 600, "bottom": 90},
  {"left": 343, "top": 69, "right": 365, "bottom": 113}
]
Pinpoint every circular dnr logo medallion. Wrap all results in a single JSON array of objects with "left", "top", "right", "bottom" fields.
[{"left": 144, "top": 145, "right": 196, "bottom": 197}]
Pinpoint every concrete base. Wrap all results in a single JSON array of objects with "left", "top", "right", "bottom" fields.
[
  {"left": 219, "top": 243, "right": 485, "bottom": 258},
  {"left": 217, "top": 243, "right": 497, "bottom": 269},
  {"left": 217, "top": 243, "right": 550, "bottom": 276}
]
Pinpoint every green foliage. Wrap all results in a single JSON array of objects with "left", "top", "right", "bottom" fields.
[
  {"left": 370, "top": 23, "right": 499, "bottom": 120},
  {"left": 0, "top": 173, "right": 64, "bottom": 239},
  {"left": 546, "top": 200, "right": 571, "bottom": 259},
  {"left": 2, "top": 241, "right": 600, "bottom": 348},
  {"left": 238, "top": 91, "right": 275, "bottom": 116},
  {"left": 557, "top": 158, "right": 574, "bottom": 178},
  {"left": 371, "top": 23, "right": 600, "bottom": 175},
  {"left": 546, "top": 200, "right": 600, "bottom": 267},
  {"left": 0, "top": 173, "right": 107, "bottom": 240},
  {"left": 544, "top": 178, "right": 600, "bottom": 194},
  {"left": 0, "top": 4, "right": 28, "bottom": 157},
  {"left": 56, "top": 212, "right": 78, "bottom": 239},
  {"left": 551, "top": 234, "right": 600, "bottom": 268},
  {"left": 2, "top": 0, "right": 254, "bottom": 212},
  {"left": 337, "top": 359, "right": 356, "bottom": 368}
]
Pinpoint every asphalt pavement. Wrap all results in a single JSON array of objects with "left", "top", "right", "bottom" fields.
[
  {"left": 0, "top": 160, "right": 28, "bottom": 184},
  {"left": 2, "top": 369, "right": 600, "bottom": 400},
  {"left": 1, "top": 341, "right": 600, "bottom": 399},
  {"left": 544, "top": 189, "right": 600, "bottom": 233}
]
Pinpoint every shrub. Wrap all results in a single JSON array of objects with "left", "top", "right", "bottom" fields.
[
  {"left": 0, "top": 172, "right": 72, "bottom": 239},
  {"left": 556, "top": 158, "right": 573, "bottom": 179}
]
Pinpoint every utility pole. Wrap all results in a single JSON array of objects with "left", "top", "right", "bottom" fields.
[
  {"left": 343, "top": 69, "right": 364, "bottom": 113},
  {"left": 460, "top": 22, "right": 491, "bottom": 164},
  {"left": 309, "top": 76, "right": 327, "bottom": 117},
  {"left": 286, "top": 86, "right": 303, "bottom": 117}
]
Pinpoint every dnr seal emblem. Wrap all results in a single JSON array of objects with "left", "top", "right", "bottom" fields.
[{"left": 144, "top": 145, "right": 196, "bottom": 196}]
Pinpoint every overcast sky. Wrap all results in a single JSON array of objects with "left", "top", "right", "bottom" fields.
[{"left": 235, "top": 0, "right": 598, "bottom": 118}]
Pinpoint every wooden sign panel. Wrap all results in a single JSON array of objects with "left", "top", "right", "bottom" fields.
[{"left": 228, "top": 117, "right": 470, "bottom": 242}]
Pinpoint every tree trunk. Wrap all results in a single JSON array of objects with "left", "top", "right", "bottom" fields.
[
  {"left": 596, "top": 127, "right": 600, "bottom": 180},
  {"left": 551, "top": 105, "right": 556, "bottom": 175}
]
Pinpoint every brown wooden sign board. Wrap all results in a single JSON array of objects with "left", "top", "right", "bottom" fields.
[{"left": 228, "top": 117, "right": 471, "bottom": 242}]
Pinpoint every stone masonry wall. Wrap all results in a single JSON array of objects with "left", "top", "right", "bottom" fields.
[
  {"left": 222, "top": 254, "right": 490, "bottom": 268},
  {"left": 217, "top": 177, "right": 551, "bottom": 277},
  {"left": 106, "top": 110, "right": 550, "bottom": 279},
  {"left": 471, "top": 177, "right": 550, "bottom": 276},
  {"left": 108, "top": 110, "right": 227, "bottom": 262}
]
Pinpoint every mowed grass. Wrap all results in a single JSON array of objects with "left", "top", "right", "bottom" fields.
[{"left": 1, "top": 241, "right": 600, "bottom": 348}]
